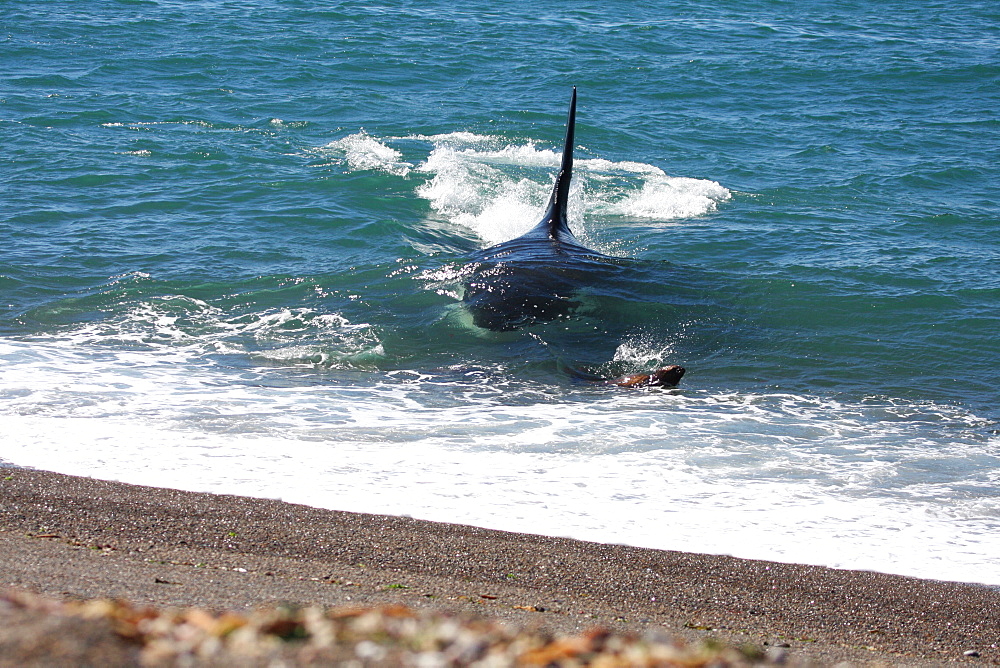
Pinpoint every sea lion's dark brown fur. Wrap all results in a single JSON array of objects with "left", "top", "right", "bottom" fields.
[{"left": 609, "top": 364, "right": 685, "bottom": 388}]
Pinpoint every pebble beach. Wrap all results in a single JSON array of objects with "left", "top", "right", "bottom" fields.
[{"left": 1, "top": 468, "right": 997, "bottom": 666}]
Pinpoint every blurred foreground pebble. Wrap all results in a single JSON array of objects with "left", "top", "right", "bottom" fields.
[{"left": 0, "top": 588, "right": 777, "bottom": 666}]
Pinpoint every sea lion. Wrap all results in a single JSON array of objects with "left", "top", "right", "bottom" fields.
[
  {"left": 566, "top": 363, "right": 685, "bottom": 388},
  {"left": 608, "top": 364, "right": 685, "bottom": 388}
]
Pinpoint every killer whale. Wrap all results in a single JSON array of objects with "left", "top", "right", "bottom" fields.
[{"left": 462, "top": 87, "right": 620, "bottom": 331}]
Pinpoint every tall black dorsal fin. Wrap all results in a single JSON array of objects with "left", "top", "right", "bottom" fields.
[{"left": 539, "top": 86, "right": 577, "bottom": 240}]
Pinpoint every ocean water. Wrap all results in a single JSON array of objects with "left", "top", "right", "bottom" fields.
[{"left": 3, "top": 1, "right": 999, "bottom": 585}]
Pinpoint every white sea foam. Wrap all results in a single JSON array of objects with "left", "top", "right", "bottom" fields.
[
  {"left": 1, "top": 338, "right": 998, "bottom": 585},
  {"left": 322, "top": 131, "right": 414, "bottom": 176},
  {"left": 412, "top": 132, "right": 730, "bottom": 245},
  {"left": 320, "top": 130, "right": 731, "bottom": 246},
  {"left": 592, "top": 173, "right": 732, "bottom": 219},
  {"left": 35, "top": 297, "right": 384, "bottom": 370}
]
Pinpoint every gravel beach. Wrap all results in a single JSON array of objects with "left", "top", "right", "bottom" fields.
[{"left": 1, "top": 468, "right": 997, "bottom": 666}]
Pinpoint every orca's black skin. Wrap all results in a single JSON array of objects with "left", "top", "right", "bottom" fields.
[{"left": 463, "top": 88, "right": 621, "bottom": 331}]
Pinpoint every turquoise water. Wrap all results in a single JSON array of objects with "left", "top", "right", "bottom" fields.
[{"left": 3, "top": 1, "right": 999, "bottom": 584}]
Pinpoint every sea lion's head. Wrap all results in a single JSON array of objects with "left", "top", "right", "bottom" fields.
[{"left": 649, "top": 365, "right": 685, "bottom": 387}]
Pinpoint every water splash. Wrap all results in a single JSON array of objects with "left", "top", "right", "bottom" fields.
[
  {"left": 412, "top": 132, "right": 731, "bottom": 244},
  {"left": 320, "top": 131, "right": 731, "bottom": 245},
  {"left": 321, "top": 131, "right": 413, "bottom": 176}
]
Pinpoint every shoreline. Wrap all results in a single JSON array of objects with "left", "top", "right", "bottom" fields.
[{"left": 1, "top": 467, "right": 997, "bottom": 665}]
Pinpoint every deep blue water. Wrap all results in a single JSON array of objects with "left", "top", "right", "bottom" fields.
[{"left": 2, "top": 1, "right": 999, "bottom": 584}]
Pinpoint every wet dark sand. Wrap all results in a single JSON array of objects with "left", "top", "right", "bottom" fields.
[{"left": 1, "top": 468, "right": 997, "bottom": 666}]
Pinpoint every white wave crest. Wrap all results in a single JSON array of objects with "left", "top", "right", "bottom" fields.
[
  {"left": 414, "top": 143, "right": 552, "bottom": 245},
  {"left": 36, "top": 298, "right": 381, "bottom": 369},
  {"left": 588, "top": 171, "right": 732, "bottom": 220},
  {"left": 322, "top": 131, "right": 413, "bottom": 176},
  {"left": 315, "top": 129, "right": 731, "bottom": 244},
  {"left": 410, "top": 132, "right": 731, "bottom": 244}
]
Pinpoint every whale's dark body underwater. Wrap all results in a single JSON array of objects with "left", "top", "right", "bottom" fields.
[
  {"left": 460, "top": 88, "right": 686, "bottom": 388},
  {"left": 462, "top": 87, "right": 621, "bottom": 332}
]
